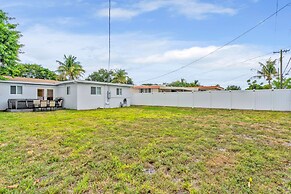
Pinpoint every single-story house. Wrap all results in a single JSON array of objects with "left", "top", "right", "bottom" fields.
[
  {"left": 132, "top": 85, "right": 224, "bottom": 93},
  {"left": 0, "top": 76, "right": 132, "bottom": 110}
]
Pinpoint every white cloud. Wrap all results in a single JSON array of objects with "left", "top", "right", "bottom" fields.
[
  {"left": 96, "top": 0, "right": 237, "bottom": 20},
  {"left": 97, "top": 8, "right": 139, "bottom": 20},
  {"left": 19, "top": 25, "right": 273, "bottom": 89}
]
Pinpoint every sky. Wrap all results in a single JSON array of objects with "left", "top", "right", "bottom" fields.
[{"left": 1, "top": 0, "right": 291, "bottom": 88}]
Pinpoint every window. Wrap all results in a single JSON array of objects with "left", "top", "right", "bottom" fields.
[
  {"left": 140, "top": 88, "right": 151, "bottom": 93},
  {"left": 91, "top": 87, "right": 96, "bottom": 95},
  {"left": 97, "top": 87, "right": 101, "bottom": 95},
  {"left": 67, "top": 86, "right": 71, "bottom": 95},
  {"left": 10, "top": 86, "right": 16, "bottom": 94},
  {"left": 91, "top": 87, "right": 101, "bottom": 95},
  {"left": 37, "top": 89, "right": 44, "bottom": 100},
  {"left": 116, "top": 88, "right": 122, "bottom": 96},
  {"left": 10, "top": 86, "right": 22, "bottom": 94},
  {"left": 47, "top": 89, "right": 54, "bottom": 100}
]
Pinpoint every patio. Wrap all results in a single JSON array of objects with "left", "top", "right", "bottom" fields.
[{"left": 7, "top": 98, "right": 63, "bottom": 112}]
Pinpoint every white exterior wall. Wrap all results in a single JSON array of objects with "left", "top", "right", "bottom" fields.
[
  {"left": 106, "top": 85, "right": 131, "bottom": 109},
  {"left": 132, "top": 90, "right": 291, "bottom": 111},
  {"left": 74, "top": 83, "right": 131, "bottom": 110},
  {"left": 56, "top": 83, "right": 78, "bottom": 109},
  {"left": 0, "top": 82, "right": 57, "bottom": 110}
]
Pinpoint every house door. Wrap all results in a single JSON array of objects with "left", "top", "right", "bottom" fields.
[
  {"left": 47, "top": 89, "right": 54, "bottom": 100},
  {"left": 37, "top": 89, "right": 44, "bottom": 100}
]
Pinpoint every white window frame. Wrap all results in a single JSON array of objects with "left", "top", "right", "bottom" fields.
[
  {"left": 96, "top": 87, "right": 101, "bottom": 95},
  {"left": 10, "top": 85, "right": 23, "bottom": 95},
  {"left": 91, "top": 86, "right": 102, "bottom": 95},
  {"left": 140, "top": 88, "right": 151, "bottom": 93},
  {"left": 116, "top": 88, "right": 122, "bottom": 96},
  {"left": 91, "top": 86, "right": 97, "bottom": 95}
]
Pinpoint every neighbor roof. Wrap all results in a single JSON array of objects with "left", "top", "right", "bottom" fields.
[{"left": 133, "top": 85, "right": 161, "bottom": 89}]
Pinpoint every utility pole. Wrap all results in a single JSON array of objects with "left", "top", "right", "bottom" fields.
[{"left": 273, "top": 49, "right": 290, "bottom": 89}]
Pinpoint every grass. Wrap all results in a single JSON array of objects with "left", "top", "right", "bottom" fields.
[{"left": 0, "top": 106, "right": 290, "bottom": 193}]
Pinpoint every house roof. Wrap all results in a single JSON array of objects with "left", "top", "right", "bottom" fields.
[
  {"left": 0, "top": 76, "right": 133, "bottom": 87},
  {"left": 133, "top": 85, "right": 224, "bottom": 91},
  {"left": 133, "top": 85, "right": 161, "bottom": 89},
  {"left": 3, "top": 76, "right": 60, "bottom": 85},
  {"left": 197, "top": 86, "right": 224, "bottom": 90}
]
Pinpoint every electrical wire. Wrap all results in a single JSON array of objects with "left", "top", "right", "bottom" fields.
[
  {"left": 283, "top": 57, "right": 291, "bottom": 75},
  {"left": 136, "top": 2, "right": 291, "bottom": 84}
]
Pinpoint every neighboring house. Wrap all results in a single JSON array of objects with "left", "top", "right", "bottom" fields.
[
  {"left": 132, "top": 85, "right": 224, "bottom": 93},
  {"left": 0, "top": 76, "right": 132, "bottom": 110}
]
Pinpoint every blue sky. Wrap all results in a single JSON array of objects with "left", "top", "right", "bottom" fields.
[{"left": 1, "top": 0, "right": 291, "bottom": 88}]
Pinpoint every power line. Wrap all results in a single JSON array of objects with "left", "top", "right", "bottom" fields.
[
  {"left": 137, "top": 2, "right": 291, "bottom": 84},
  {"left": 283, "top": 57, "right": 291, "bottom": 75}
]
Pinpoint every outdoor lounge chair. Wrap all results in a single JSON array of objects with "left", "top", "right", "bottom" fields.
[{"left": 33, "top": 100, "right": 41, "bottom": 111}]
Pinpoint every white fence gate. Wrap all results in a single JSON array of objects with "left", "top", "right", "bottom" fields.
[{"left": 131, "top": 89, "right": 291, "bottom": 111}]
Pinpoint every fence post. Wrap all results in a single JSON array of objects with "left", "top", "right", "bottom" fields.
[
  {"left": 192, "top": 91, "right": 194, "bottom": 108},
  {"left": 229, "top": 90, "right": 232, "bottom": 110},
  {"left": 209, "top": 91, "right": 212, "bottom": 108},
  {"left": 271, "top": 89, "right": 274, "bottom": 111},
  {"left": 253, "top": 90, "right": 256, "bottom": 110}
]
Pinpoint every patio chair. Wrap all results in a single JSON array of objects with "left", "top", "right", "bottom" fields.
[
  {"left": 49, "top": 101, "right": 56, "bottom": 111},
  {"left": 33, "top": 100, "right": 41, "bottom": 111},
  {"left": 57, "top": 99, "right": 63, "bottom": 109},
  {"left": 40, "top": 100, "right": 47, "bottom": 111}
]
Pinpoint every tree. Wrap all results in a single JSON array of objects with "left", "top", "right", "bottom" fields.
[
  {"left": 0, "top": 10, "right": 23, "bottom": 67},
  {"left": 87, "top": 68, "right": 133, "bottom": 84},
  {"left": 167, "top": 79, "right": 200, "bottom": 87},
  {"left": 226, "top": 85, "right": 241, "bottom": 90},
  {"left": 112, "top": 69, "right": 128, "bottom": 84},
  {"left": 0, "top": 63, "right": 57, "bottom": 80},
  {"left": 56, "top": 55, "right": 85, "bottom": 80},
  {"left": 253, "top": 58, "right": 277, "bottom": 87},
  {"left": 246, "top": 79, "right": 271, "bottom": 90},
  {"left": 16, "top": 64, "right": 57, "bottom": 80},
  {"left": 272, "top": 78, "right": 291, "bottom": 89},
  {"left": 86, "top": 68, "right": 114, "bottom": 82}
]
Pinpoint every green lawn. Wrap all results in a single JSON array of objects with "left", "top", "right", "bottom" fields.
[{"left": 0, "top": 106, "right": 290, "bottom": 193}]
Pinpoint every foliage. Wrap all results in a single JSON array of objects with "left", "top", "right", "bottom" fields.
[
  {"left": 252, "top": 58, "right": 278, "bottom": 87},
  {"left": 0, "top": 63, "right": 57, "bottom": 80},
  {"left": 226, "top": 85, "right": 241, "bottom": 90},
  {"left": 56, "top": 55, "right": 85, "bottom": 80},
  {"left": 87, "top": 68, "right": 133, "bottom": 84},
  {"left": 0, "top": 65, "right": 19, "bottom": 77},
  {"left": 0, "top": 10, "right": 23, "bottom": 66},
  {"left": 167, "top": 79, "right": 200, "bottom": 87},
  {"left": 272, "top": 77, "right": 291, "bottom": 89},
  {"left": 0, "top": 107, "right": 290, "bottom": 193},
  {"left": 246, "top": 79, "right": 271, "bottom": 90},
  {"left": 112, "top": 69, "right": 132, "bottom": 84},
  {"left": 86, "top": 68, "right": 114, "bottom": 82}
]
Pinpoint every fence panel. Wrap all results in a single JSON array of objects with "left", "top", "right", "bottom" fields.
[
  {"left": 177, "top": 92, "right": 193, "bottom": 108},
  {"left": 210, "top": 91, "right": 231, "bottom": 109},
  {"left": 131, "top": 90, "right": 291, "bottom": 111},
  {"left": 193, "top": 92, "right": 211, "bottom": 108},
  {"left": 231, "top": 90, "right": 255, "bottom": 110}
]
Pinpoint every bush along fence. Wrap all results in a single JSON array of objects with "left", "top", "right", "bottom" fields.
[{"left": 131, "top": 89, "right": 291, "bottom": 111}]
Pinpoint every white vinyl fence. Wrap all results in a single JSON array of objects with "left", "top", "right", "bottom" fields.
[{"left": 131, "top": 89, "right": 291, "bottom": 111}]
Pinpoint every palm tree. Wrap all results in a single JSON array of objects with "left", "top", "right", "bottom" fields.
[
  {"left": 112, "top": 69, "right": 128, "bottom": 84},
  {"left": 56, "top": 55, "right": 85, "bottom": 80},
  {"left": 253, "top": 58, "right": 277, "bottom": 87}
]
